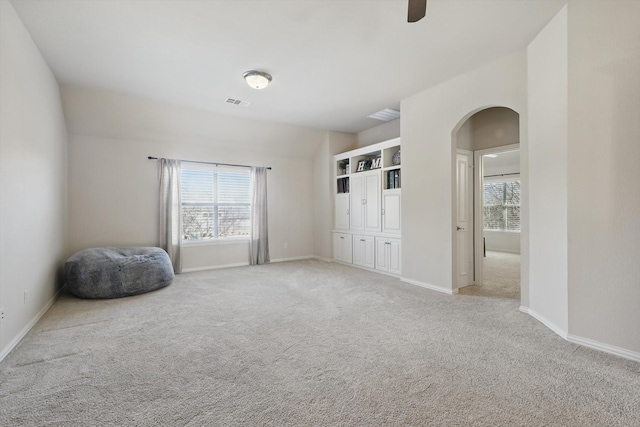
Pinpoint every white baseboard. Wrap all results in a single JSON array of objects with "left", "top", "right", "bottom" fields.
[
  {"left": 486, "top": 249, "right": 521, "bottom": 254},
  {"left": 311, "top": 256, "right": 333, "bottom": 263},
  {"left": 519, "top": 306, "right": 639, "bottom": 362},
  {"left": 527, "top": 308, "right": 568, "bottom": 340},
  {"left": 400, "top": 277, "right": 454, "bottom": 295},
  {"left": 270, "top": 256, "right": 316, "bottom": 263},
  {"left": 0, "top": 286, "right": 64, "bottom": 363},
  {"left": 181, "top": 262, "right": 249, "bottom": 273},
  {"left": 567, "top": 334, "right": 640, "bottom": 363},
  {"left": 181, "top": 256, "right": 325, "bottom": 273}
]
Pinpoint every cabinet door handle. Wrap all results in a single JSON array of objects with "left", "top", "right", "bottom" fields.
[
  {"left": 340, "top": 236, "right": 344, "bottom": 239},
  {"left": 360, "top": 239, "right": 365, "bottom": 242},
  {"left": 362, "top": 199, "right": 366, "bottom": 205},
  {"left": 381, "top": 209, "right": 385, "bottom": 215},
  {"left": 346, "top": 209, "right": 349, "bottom": 215}
]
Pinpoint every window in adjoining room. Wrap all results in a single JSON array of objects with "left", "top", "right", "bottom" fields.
[
  {"left": 180, "top": 166, "right": 251, "bottom": 241},
  {"left": 483, "top": 179, "right": 520, "bottom": 231}
]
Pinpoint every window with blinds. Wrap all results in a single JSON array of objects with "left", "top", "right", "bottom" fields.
[
  {"left": 180, "top": 167, "right": 251, "bottom": 241},
  {"left": 483, "top": 179, "right": 520, "bottom": 231}
]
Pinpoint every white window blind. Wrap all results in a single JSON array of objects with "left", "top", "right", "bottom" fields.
[
  {"left": 483, "top": 179, "right": 520, "bottom": 231},
  {"left": 180, "top": 167, "right": 251, "bottom": 240}
]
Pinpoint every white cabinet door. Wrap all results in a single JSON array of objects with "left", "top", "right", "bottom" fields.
[
  {"left": 375, "top": 237, "right": 389, "bottom": 272},
  {"left": 375, "top": 237, "right": 401, "bottom": 274},
  {"left": 364, "top": 172, "right": 381, "bottom": 232},
  {"left": 343, "top": 234, "right": 353, "bottom": 263},
  {"left": 333, "top": 233, "right": 344, "bottom": 261},
  {"left": 333, "top": 233, "right": 352, "bottom": 264},
  {"left": 353, "top": 234, "right": 375, "bottom": 269},
  {"left": 350, "top": 175, "right": 364, "bottom": 231},
  {"left": 382, "top": 191, "right": 401, "bottom": 234},
  {"left": 335, "top": 194, "right": 350, "bottom": 230},
  {"left": 388, "top": 238, "right": 401, "bottom": 275}
]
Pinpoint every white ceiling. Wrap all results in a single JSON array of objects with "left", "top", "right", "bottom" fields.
[
  {"left": 10, "top": 0, "right": 566, "bottom": 134},
  {"left": 483, "top": 150, "right": 520, "bottom": 174}
]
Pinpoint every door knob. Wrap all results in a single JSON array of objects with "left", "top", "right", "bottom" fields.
[{"left": 457, "top": 226, "right": 464, "bottom": 231}]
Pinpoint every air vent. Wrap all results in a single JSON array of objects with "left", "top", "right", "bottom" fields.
[
  {"left": 367, "top": 108, "right": 400, "bottom": 122},
  {"left": 225, "top": 98, "right": 250, "bottom": 107}
]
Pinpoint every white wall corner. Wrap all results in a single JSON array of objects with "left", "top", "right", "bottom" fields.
[{"left": 527, "top": 308, "right": 569, "bottom": 340}]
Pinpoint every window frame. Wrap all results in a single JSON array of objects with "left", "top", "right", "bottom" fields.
[
  {"left": 482, "top": 176, "right": 521, "bottom": 233},
  {"left": 180, "top": 164, "right": 252, "bottom": 245}
]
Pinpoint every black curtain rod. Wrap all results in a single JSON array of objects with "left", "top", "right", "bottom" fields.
[
  {"left": 147, "top": 156, "right": 271, "bottom": 170},
  {"left": 484, "top": 172, "right": 519, "bottom": 178}
]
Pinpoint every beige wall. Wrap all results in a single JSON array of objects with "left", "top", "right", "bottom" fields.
[
  {"left": 0, "top": 1, "right": 68, "bottom": 359},
  {"left": 63, "top": 86, "right": 326, "bottom": 270},
  {"left": 527, "top": 5, "right": 569, "bottom": 335},
  {"left": 357, "top": 119, "right": 400, "bottom": 148},
  {"left": 456, "top": 107, "right": 520, "bottom": 151},
  {"left": 312, "top": 132, "right": 356, "bottom": 261},
  {"left": 401, "top": 51, "right": 527, "bottom": 294},
  {"left": 567, "top": 0, "right": 640, "bottom": 354}
]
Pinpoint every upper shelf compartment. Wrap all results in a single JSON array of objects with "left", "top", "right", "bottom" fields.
[
  {"left": 334, "top": 137, "right": 400, "bottom": 179},
  {"left": 383, "top": 146, "right": 401, "bottom": 168},
  {"left": 352, "top": 150, "right": 382, "bottom": 173},
  {"left": 336, "top": 158, "right": 350, "bottom": 176}
]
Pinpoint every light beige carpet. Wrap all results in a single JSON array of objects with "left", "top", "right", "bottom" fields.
[
  {"left": 1, "top": 260, "right": 639, "bottom": 426},
  {"left": 459, "top": 251, "right": 521, "bottom": 299}
]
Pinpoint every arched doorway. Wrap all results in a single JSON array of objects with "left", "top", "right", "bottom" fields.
[{"left": 452, "top": 107, "right": 522, "bottom": 300}]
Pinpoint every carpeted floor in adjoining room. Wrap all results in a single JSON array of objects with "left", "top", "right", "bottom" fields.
[
  {"left": 459, "top": 250, "right": 521, "bottom": 299},
  {"left": 1, "top": 259, "right": 639, "bottom": 426}
]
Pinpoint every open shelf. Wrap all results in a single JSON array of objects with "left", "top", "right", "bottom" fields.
[{"left": 384, "top": 168, "right": 401, "bottom": 190}]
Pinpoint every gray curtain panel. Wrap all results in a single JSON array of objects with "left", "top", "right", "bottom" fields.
[
  {"left": 250, "top": 166, "right": 270, "bottom": 265},
  {"left": 159, "top": 159, "right": 182, "bottom": 273}
]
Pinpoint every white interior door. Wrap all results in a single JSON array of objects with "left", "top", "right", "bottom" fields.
[{"left": 456, "top": 150, "right": 473, "bottom": 288}]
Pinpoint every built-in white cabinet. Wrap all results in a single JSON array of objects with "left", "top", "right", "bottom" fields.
[
  {"left": 352, "top": 234, "right": 375, "bottom": 269},
  {"left": 332, "top": 137, "right": 401, "bottom": 276},
  {"left": 333, "top": 232, "right": 352, "bottom": 264},
  {"left": 335, "top": 193, "right": 350, "bottom": 230},
  {"left": 382, "top": 190, "right": 401, "bottom": 234},
  {"left": 375, "top": 237, "right": 401, "bottom": 275},
  {"left": 350, "top": 171, "right": 381, "bottom": 232}
]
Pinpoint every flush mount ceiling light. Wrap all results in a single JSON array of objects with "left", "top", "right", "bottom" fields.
[{"left": 243, "top": 70, "right": 272, "bottom": 89}]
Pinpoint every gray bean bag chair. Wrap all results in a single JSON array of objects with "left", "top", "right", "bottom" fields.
[{"left": 65, "top": 247, "right": 174, "bottom": 299}]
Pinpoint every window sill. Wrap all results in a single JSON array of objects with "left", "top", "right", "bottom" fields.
[{"left": 183, "top": 237, "right": 250, "bottom": 247}]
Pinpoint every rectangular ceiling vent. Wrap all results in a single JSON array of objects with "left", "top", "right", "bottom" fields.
[
  {"left": 367, "top": 108, "right": 400, "bottom": 122},
  {"left": 225, "top": 98, "right": 250, "bottom": 107}
]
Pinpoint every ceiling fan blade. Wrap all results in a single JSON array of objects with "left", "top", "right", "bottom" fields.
[{"left": 408, "top": 0, "right": 427, "bottom": 23}]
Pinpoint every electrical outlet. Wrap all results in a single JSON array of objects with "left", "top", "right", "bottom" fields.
[
  {"left": 283, "top": 243, "right": 288, "bottom": 249},
  {"left": 24, "top": 290, "right": 28, "bottom": 304}
]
